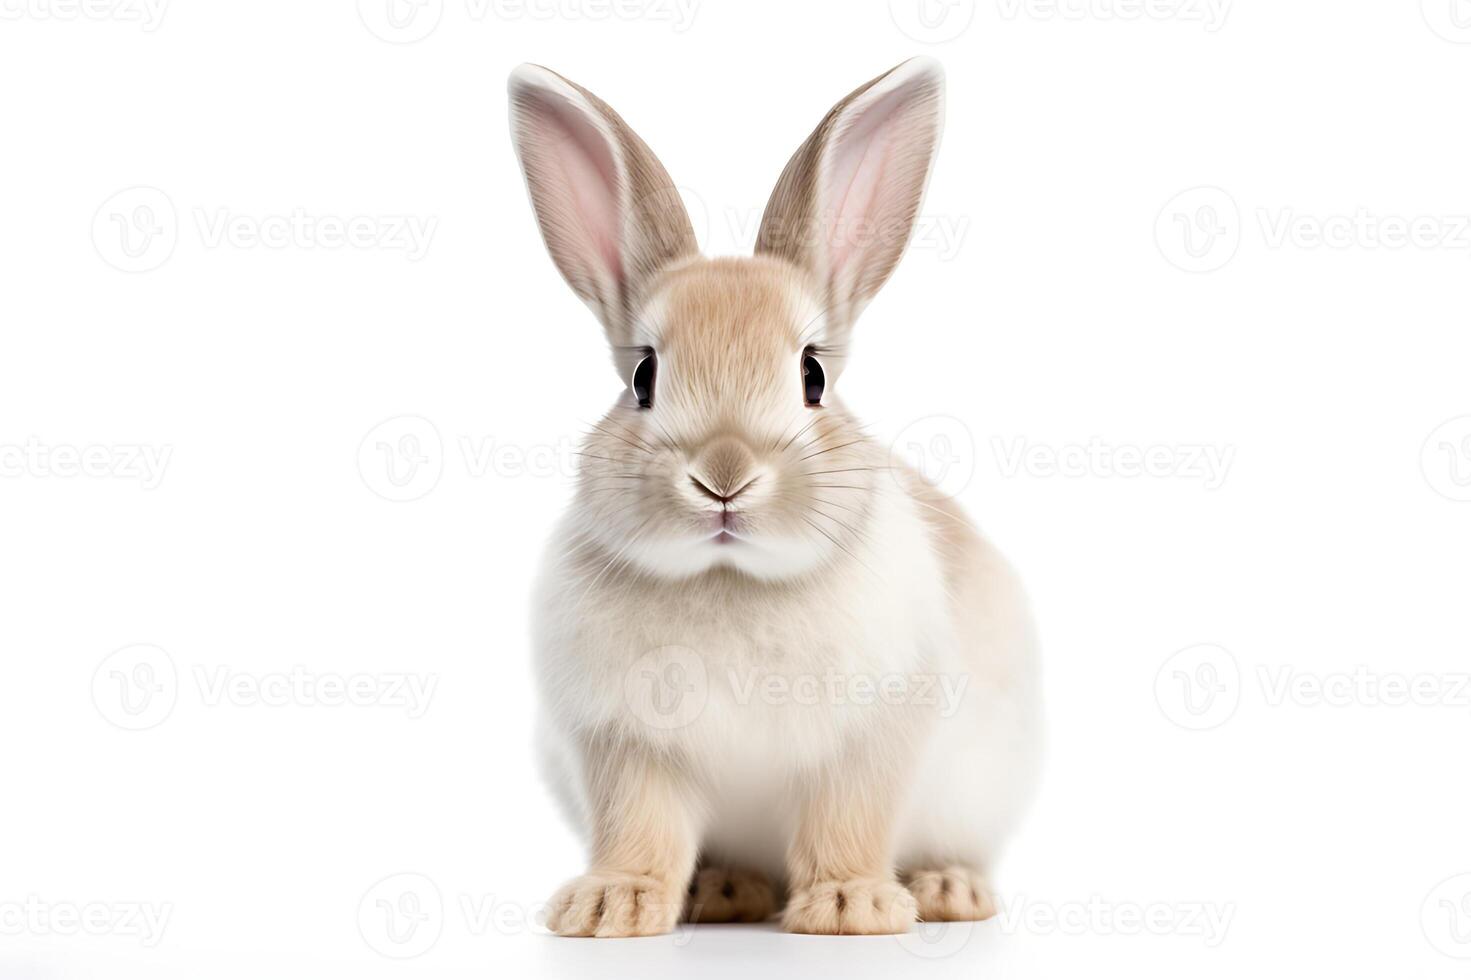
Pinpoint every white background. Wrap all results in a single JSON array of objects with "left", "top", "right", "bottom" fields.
[{"left": 3, "top": 1, "right": 1470, "bottom": 977}]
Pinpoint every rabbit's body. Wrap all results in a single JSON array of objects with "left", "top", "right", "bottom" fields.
[
  {"left": 534, "top": 456, "right": 1039, "bottom": 885},
  {"left": 509, "top": 60, "right": 1039, "bottom": 935}
]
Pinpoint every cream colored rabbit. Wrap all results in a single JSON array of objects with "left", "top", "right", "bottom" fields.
[{"left": 509, "top": 58, "right": 1039, "bottom": 937}]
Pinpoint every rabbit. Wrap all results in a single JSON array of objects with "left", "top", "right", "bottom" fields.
[{"left": 508, "top": 57, "right": 1040, "bottom": 937}]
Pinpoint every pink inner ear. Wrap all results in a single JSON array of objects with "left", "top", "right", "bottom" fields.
[
  {"left": 537, "top": 94, "right": 624, "bottom": 285},
  {"left": 824, "top": 88, "right": 905, "bottom": 278}
]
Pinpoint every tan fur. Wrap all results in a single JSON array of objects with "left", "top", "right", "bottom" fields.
[
  {"left": 779, "top": 747, "right": 921, "bottom": 935},
  {"left": 757, "top": 62, "right": 944, "bottom": 335},
  {"left": 544, "top": 739, "right": 699, "bottom": 937},
  {"left": 509, "top": 65, "right": 696, "bottom": 345}
]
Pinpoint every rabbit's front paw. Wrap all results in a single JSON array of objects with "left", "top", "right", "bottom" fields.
[
  {"left": 782, "top": 878, "right": 917, "bottom": 935},
  {"left": 545, "top": 872, "right": 682, "bottom": 937}
]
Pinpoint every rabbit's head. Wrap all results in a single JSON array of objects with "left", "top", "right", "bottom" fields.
[{"left": 509, "top": 59, "right": 944, "bottom": 581}]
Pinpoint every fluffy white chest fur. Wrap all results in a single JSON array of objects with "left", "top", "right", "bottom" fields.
[{"left": 532, "top": 476, "right": 1040, "bottom": 885}]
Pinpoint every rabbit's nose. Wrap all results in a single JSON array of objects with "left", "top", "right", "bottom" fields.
[{"left": 689, "top": 437, "right": 758, "bottom": 503}]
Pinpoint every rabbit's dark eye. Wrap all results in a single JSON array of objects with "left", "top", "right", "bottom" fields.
[
  {"left": 802, "top": 350, "right": 825, "bottom": 407},
  {"left": 631, "top": 351, "right": 657, "bottom": 409}
]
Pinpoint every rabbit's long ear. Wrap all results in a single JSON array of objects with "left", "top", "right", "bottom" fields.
[
  {"left": 756, "top": 58, "right": 944, "bottom": 333},
  {"left": 509, "top": 64, "right": 696, "bottom": 344}
]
